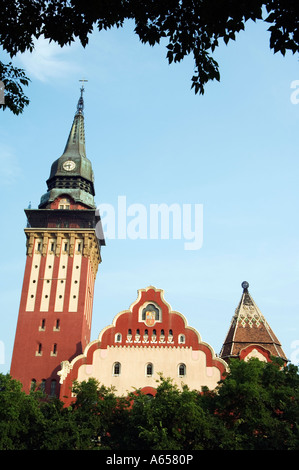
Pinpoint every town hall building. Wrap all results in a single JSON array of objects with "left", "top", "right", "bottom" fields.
[{"left": 10, "top": 88, "right": 287, "bottom": 403}]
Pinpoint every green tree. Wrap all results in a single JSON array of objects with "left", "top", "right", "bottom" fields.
[
  {"left": 1, "top": 1, "right": 299, "bottom": 114},
  {"left": 70, "top": 378, "right": 131, "bottom": 450},
  {"left": 126, "top": 375, "right": 226, "bottom": 450},
  {"left": 0, "top": 361, "right": 298, "bottom": 450},
  {"left": 208, "top": 358, "right": 299, "bottom": 450},
  {"left": 0, "top": 374, "right": 44, "bottom": 450}
]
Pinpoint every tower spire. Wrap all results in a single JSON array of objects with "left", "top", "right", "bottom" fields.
[{"left": 39, "top": 81, "right": 96, "bottom": 209}]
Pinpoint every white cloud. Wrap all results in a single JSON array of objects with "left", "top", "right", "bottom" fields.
[{"left": 17, "top": 36, "right": 81, "bottom": 82}]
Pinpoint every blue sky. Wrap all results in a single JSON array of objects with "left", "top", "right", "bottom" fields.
[{"left": 1, "top": 18, "right": 299, "bottom": 374}]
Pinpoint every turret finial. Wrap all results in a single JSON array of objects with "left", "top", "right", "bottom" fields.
[
  {"left": 241, "top": 281, "right": 249, "bottom": 292},
  {"left": 77, "top": 79, "right": 88, "bottom": 115}
]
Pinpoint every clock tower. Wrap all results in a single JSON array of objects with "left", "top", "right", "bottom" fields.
[{"left": 10, "top": 87, "right": 104, "bottom": 397}]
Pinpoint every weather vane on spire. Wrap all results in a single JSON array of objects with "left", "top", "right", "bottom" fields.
[{"left": 77, "top": 79, "right": 88, "bottom": 115}]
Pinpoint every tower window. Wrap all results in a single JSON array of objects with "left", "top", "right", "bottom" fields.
[
  {"left": 36, "top": 343, "right": 42, "bottom": 356},
  {"left": 40, "top": 319, "right": 46, "bottom": 331},
  {"left": 30, "top": 379, "right": 36, "bottom": 391},
  {"left": 115, "top": 333, "right": 122, "bottom": 343},
  {"left": 54, "top": 319, "right": 60, "bottom": 331},
  {"left": 113, "top": 362, "right": 121, "bottom": 376},
  {"left": 51, "top": 343, "right": 57, "bottom": 356},
  {"left": 41, "top": 379, "right": 46, "bottom": 393},
  {"left": 178, "top": 363, "right": 186, "bottom": 377}
]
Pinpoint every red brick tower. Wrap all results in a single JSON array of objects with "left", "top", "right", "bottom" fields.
[{"left": 10, "top": 86, "right": 104, "bottom": 396}]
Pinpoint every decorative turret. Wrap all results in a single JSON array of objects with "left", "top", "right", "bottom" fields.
[
  {"left": 39, "top": 85, "right": 96, "bottom": 209},
  {"left": 220, "top": 282, "right": 287, "bottom": 363}
]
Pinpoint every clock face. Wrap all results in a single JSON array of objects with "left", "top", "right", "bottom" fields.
[{"left": 63, "top": 160, "right": 76, "bottom": 171}]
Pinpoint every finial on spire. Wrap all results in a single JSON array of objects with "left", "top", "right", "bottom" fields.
[
  {"left": 76, "top": 79, "right": 88, "bottom": 115},
  {"left": 241, "top": 281, "right": 249, "bottom": 292}
]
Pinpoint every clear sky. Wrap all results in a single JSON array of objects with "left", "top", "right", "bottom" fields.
[{"left": 1, "top": 18, "right": 298, "bottom": 375}]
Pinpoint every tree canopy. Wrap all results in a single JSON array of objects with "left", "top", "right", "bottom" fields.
[
  {"left": 1, "top": 0, "right": 299, "bottom": 114},
  {"left": 0, "top": 358, "right": 298, "bottom": 450}
]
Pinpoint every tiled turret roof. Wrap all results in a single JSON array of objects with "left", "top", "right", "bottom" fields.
[{"left": 220, "top": 282, "right": 287, "bottom": 362}]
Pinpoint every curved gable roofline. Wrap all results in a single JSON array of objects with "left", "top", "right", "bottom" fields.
[{"left": 98, "top": 286, "right": 203, "bottom": 344}]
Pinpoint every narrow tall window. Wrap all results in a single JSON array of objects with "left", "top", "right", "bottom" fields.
[
  {"left": 50, "top": 380, "right": 56, "bottom": 397},
  {"left": 113, "top": 362, "right": 121, "bottom": 376},
  {"left": 115, "top": 333, "right": 122, "bottom": 343},
  {"left": 30, "top": 379, "right": 36, "bottom": 391},
  {"left": 146, "top": 363, "right": 153, "bottom": 376},
  {"left": 178, "top": 363, "right": 186, "bottom": 377},
  {"left": 178, "top": 334, "right": 185, "bottom": 344},
  {"left": 41, "top": 379, "right": 46, "bottom": 393}
]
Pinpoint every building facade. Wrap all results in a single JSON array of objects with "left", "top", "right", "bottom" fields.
[
  {"left": 10, "top": 91, "right": 287, "bottom": 401},
  {"left": 59, "top": 286, "right": 228, "bottom": 406}
]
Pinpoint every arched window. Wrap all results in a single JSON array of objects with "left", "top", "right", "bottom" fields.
[
  {"left": 115, "top": 333, "right": 122, "bottom": 343},
  {"left": 178, "top": 363, "right": 186, "bottom": 377},
  {"left": 113, "top": 362, "right": 121, "bottom": 376},
  {"left": 30, "top": 379, "right": 36, "bottom": 391},
  {"left": 41, "top": 379, "right": 46, "bottom": 393},
  {"left": 178, "top": 334, "right": 185, "bottom": 344},
  {"left": 146, "top": 363, "right": 153, "bottom": 376}
]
